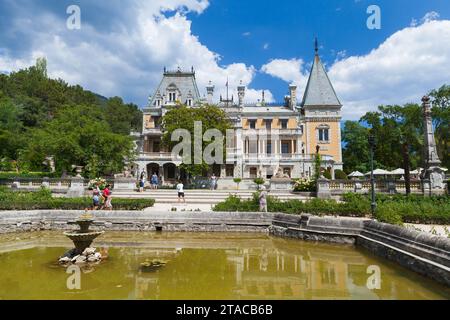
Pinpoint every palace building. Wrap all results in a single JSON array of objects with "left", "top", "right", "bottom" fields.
[{"left": 133, "top": 44, "right": 343, "bottom": 187}]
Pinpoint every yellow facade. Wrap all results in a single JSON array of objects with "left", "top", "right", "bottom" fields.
[{"left": 305, "top": 120, "right": 341, "bottom": 162}]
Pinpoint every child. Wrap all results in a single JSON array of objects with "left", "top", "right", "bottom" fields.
[{"left": 92, "top": 190, "right": 100, "bottom": 210}]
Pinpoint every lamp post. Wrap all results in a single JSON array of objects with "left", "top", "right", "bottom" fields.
[{"left": 368, "top": 134, "right": 377, "bottom": 218}]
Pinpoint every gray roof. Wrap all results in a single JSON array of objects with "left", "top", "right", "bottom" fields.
[
  {"left": 149, "top": 69, "right": 201, "bottom": 107},
  {"left": 302, "top": 54, "right": 341, "bottom": 107}
]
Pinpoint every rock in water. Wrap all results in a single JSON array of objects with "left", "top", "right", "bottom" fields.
[
  {"left": 87, "top": 256, "right": 99, "bottom": 263},
  {"left": 94, "top": 252, "right": 103, "bottom": 260},
  {"left": 82, "top": 248, "right": 96, "bottom": 256},
  {"left": 75, "top": 255, "right": 87, "bottom": 264},
  {"left": 59, "top": 257, "right": 71, "bottom": 264}
]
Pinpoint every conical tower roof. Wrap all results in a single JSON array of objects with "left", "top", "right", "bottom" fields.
[{"left": 302, "top": 40, "right": 341, "bottom": 107}]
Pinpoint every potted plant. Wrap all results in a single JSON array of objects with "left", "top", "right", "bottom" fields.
[
  {"left": 253, "top": 177, "right": 265, "bottom": 190},
  {"left": 233, "top": 178, "right": 242, "bottom": 190}
]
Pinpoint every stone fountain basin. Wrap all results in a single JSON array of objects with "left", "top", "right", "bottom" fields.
[{"left": 63, "top": 231, "right": 104, "bottom": 241}]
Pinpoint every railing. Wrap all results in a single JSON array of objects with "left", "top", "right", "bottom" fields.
[
  {"left": 242, "top": 128, "right": 303, "bottom": 136},
  {"left": 142, "top": 128, "right": 162, "bottom": 135},
  {"left": 139, "top": 152, "right": 182, "bottom": 161},
  {"left": 325, "top": 179, "right": 424, "bottom": 195}
]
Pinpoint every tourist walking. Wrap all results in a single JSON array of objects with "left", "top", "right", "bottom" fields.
[
  {"left": 151, "top": 172, "right": 159, "bottom": 190},
  {"left": 101, "top": 184, "right": 112, "bottom": 210},
  {"left": 259, "top": 186, "right": 268, "bottom": 213},
  {"left": 139, "top": 173, "right": 146, "bottom": 193},
  {"left": 176, "top": 180, "right": 185, "bottom": 203},
  {"left": 210, "top": 174, "right": 218, "bottom": 190}
]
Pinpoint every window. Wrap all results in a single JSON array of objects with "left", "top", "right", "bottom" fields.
[
  {"left": 249, "top": 120, "right": 256, "bottom": 129},
  {"left": 267, "top": 141, "right": 272, "bottom": 154},
  {"left": 153, "top": 116, "right": 161, "bottom": 128},
  {"left": 281, "top": 142, "right": 290, "bottom": 154},
  {"left": 153, "top": 141, "right": 161, "bottom": 153},
  {"left": 265, "top": 119, "right": 272, "bottom": 129},
  {"left": 281, "top": 119, "right": 288, "bottom": 129},
  {"left": 169, "top": 92, "right": 176, "bottom": 102},
  {"left": 250, "top": 167, "right": 258, "bottom": 178},
  {"left": 187, "top": 99, "right": 192, "bottom": 106},
  {"left": 226, "top": 165, "right": 234, "bottom": 177},
  {"left": 318, "top": 127, "right": 330, "bottom": 142}
]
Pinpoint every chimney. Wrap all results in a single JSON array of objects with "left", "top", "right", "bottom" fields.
[
  {"left": 289, "top": 84, "right": 297, "bottom": 110},
  {"left": 206, "top": 81, "right": 214, "bottom": 104},
  {"left": 237, "top": 80, "right": 245, "bottom": 108}
]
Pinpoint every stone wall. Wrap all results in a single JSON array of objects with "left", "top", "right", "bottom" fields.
[{"left": 0, "top": 210, "right": 448, "bottom": 286}]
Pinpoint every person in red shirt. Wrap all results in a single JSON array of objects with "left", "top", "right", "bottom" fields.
[{"left": 101, "top": 185, "right": 112, "bottom": 210}]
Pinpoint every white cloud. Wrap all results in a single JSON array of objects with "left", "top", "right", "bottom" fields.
[
  {"left": 261, "top": 58, "right": 309, "bottom": 90},
  {"left": 263, "top": 43, "right": 270, "bottom": 50},
  {"left": 262, "top": 19, "right": 450, "bottom": 120},
  {"left": 411, "top": 11, "right": 440, "bottom": 27},
  {"left": 329, "top": 19, "right": 450, "bottom": 119},
  {"left": 0, "top": 0, "right": 270, "bottom": 105},
  {"left": 421, "top": 11, "right": 440, "bottom": 23},
  {"left": 242, "top": 31, "right": 251, "bottom": 37}
]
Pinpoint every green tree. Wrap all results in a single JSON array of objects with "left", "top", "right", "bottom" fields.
[
  {"left": 342, "top": 121, "right": 370, "bottom": 173},
  {"left": 21, "top": 105, "right": 135, "bottom": 176},
  {"left": 0, "top": 94, "right": 24, "bottom": 161},
  {"left": 103, "top": 97, "right": 142, "bottom": 134},
  {"left": 377, "top": 104, "right": 423, "bottom": 194},
  {"left": 160, "top": 104, "right": 232, "bottom": 178}
]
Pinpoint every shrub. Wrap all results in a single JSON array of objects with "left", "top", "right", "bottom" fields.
[
  {"left": 335, "top": 170, "right": 348, "bottom": 180},
  {"left": 323, "top": 168, "right": 332, "bottom": 180},
  {"left": 292, "top": 178, "right": 316, "bottom": 192},
  {"left": 0, "top": 172, "right": 58, "bottom": 179},
  {"left": 213, "top": 191, "right": 450, "bottom": 225},
  {"left": 0, "top": 187, "right": 155, "bottom": 210},
  {"left": 253, "top": 178, "right": 265, "bottom": 186}
]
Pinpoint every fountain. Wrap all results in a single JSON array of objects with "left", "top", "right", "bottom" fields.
[{"left": 59, "top": 212, "right": 105, "bottom": 264}]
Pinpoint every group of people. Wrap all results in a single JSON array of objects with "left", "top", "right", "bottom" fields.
[
  {"left": 90, "top": 184, "right": 112, "bottom": 211},
  {"left": 139, "top": 171, "right": 160, "bottom": 192}
]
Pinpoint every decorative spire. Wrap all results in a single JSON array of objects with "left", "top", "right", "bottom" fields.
[{"left": 315, "top": 37, "right": 319, "bottom": 55}]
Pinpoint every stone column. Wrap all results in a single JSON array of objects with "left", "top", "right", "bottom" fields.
[
  {"left": 316, "top": 176, "right": 331, "bottom": 199},
  {"left": 421, "top": 96, "right": 446, "bottom": 195}
]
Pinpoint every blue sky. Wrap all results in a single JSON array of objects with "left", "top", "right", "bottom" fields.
[{"left": 1, "top": 0, "right": 450, "bottom": 119}]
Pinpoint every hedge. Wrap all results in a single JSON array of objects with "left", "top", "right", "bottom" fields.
[
  {"left": 0, "top": 187, "right": 155, "bottom": 210},
  {"left": 213, "top": 192, "right": 450, "bottom": 225}
]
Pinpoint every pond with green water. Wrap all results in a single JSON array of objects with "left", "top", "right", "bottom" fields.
[{"left": 0, "top": 232, "right": 448, "bottom": 300}]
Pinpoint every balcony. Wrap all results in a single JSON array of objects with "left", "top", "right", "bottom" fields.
[
  {"left": 139, "top": 152, "right": 182, "bottom": 162},
  {"left": 242, "top": 153, "right": 334, "bottom": 164},
  {"left": 242, "top": 128, "right": 303, "bottom": 136},
  {"left": 143, "top": 127, "right": 163, "bottom": 135}
]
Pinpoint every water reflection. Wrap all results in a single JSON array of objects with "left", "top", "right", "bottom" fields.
[{"left": 0, "top": 232, "right": 448, "bottom": 300}]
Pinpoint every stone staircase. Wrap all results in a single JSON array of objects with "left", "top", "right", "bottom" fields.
[{"left": 112, "top": 189, "right": 310, "bottom": 205}]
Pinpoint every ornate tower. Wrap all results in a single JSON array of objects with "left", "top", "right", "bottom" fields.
[
  {"left": 289, "top": 84, "right": 297, "bottom": 110},
  {"left": 422, "top": 96, "right": 441, "bottom": 167},
  {"left": 206, "top": 81, "right": 214, "bottom": 104},
  {"left": 237, "top": 80, "right": 246, "bottom": 108}
]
